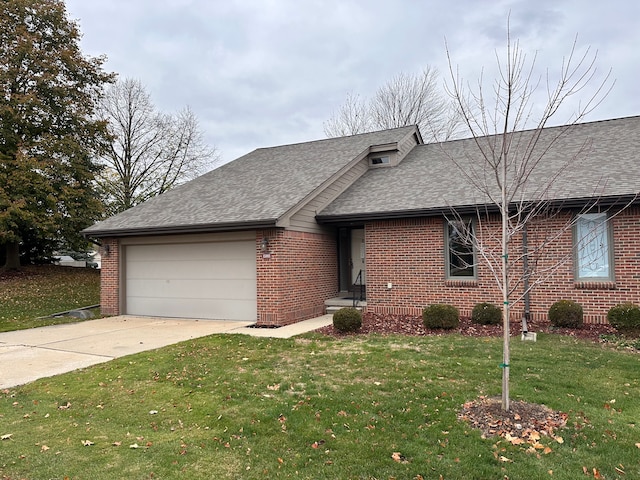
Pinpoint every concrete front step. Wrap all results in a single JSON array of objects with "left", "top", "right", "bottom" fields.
[{"left": 326, "top": 305, "right": 363, "bottom": 314}]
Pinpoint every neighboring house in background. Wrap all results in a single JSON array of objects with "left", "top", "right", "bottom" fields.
[
  {"left": 54, "top": 252, "right": 101, "bottom": 269},
  {"left": 83, "top": 117, "right": 640, "bottom": 326}
]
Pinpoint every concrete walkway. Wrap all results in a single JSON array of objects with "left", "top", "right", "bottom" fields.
[{"left": 0, "top": 314, "right": 333, "bottom": 389}]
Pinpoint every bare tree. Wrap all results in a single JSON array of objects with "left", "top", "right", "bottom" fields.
[
  {"left": 444, "top": 28, "right": 613, "bottom": 411},
  {"left": 322, "top": 92, "right": 371, "bottom": 137},
  {"left": 97, "top": 78, "right": 219, "bottom": 215},
  {"left": 324, "top": 67, "right": 460, "bottom": 142}
]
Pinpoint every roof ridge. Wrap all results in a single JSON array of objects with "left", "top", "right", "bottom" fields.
[
  {"left": 252, "top": 125, "right": 418, "bottom": 152},
  {"left": 424, "top": 114, "right": 640, "bottom": 146}
]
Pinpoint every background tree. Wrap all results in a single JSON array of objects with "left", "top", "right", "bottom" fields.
[
  {"left": 324, "top": 66, "right": 460, "bottom": 142},
  {"left": 444, "top": 29, "right": 612, "bottom": 411},
  {"left": 0, "top": 0, "right": 114, "bottom": 270},
  {"left": 97, "top": 78, "right": 218, "bottom": 215}
]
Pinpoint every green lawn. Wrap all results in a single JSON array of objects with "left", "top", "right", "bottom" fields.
[
  {"left": 1, "top": 333, "right": 637, "bottom": 479},
  {"left": 0, "top": 265, "right": 100, "bottom": 332}
]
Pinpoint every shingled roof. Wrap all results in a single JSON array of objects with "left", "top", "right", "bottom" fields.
[
  {"left": 83, "top": 126, "right": 419, "bottom": 237},
  {"left": 317, "top": 116, "right": 640, "bottom": 222}
]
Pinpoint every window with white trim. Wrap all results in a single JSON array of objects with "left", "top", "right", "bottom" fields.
[
  {"left": 445, "top": 218, "right": 476, "bottom": 279},
  {"left": 575, "top": 213, "right": 613, "bottom": 281}
]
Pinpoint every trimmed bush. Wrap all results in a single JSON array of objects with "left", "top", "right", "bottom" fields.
[
  {"left": 333, "top": 307, "right": 362, "bottom": 333},
  {"left": 423, "top": 304, "right": 459, "bottom": 330},
  {"left": 607, "top": 303, "right": 640, "bottom": 334},
  {"left": 548, "top": 300, "right": 583, "bottom": 328},
  {"left": 471, "top": 302, "right": 502, "bottom": 325}
]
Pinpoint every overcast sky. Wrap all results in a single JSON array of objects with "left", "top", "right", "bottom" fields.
[{"left": 64, "top": 0, "right": 640, "bottom": 165}]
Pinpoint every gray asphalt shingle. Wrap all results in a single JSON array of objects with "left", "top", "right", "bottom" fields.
[
  {"left": 82, "top": 126, "right": 417, "bottom": 236},
  {"left": 318, "top": 116, "right": 640, "bottom": 219}
]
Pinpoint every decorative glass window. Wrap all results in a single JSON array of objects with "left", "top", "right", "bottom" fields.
[
  {"left": 575, "top": 213, "right": 613, "bottom": 280},
  {"left": 446, "top": 218, "right": 476, "bottom": 278}
]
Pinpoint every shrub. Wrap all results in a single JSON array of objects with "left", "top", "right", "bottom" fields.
[
  {"left": 548, "top": 300, "right": 583, "bottom": 328},
  {"left": 471, "top": 302, "right": 502, "bottom": 325},
  {"left": 422, "top": 304, "right": 459, "bottom": 330},
  {"left": 333, "top": 307, "right": 362, "bottom": 333},
  {"left": 607, "top": 303, "right": 640, "bottom": 334}
]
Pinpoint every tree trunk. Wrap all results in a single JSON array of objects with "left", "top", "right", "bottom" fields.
[{"left": 2, "top": 240, "right": 21, "bottom": 270}]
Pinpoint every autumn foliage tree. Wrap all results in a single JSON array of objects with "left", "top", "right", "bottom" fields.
[{"left": 0, "top": 0, "right": 114, "bottom": 269}]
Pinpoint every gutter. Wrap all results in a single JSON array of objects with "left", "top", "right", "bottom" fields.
[
  {"left": 316, "top": 194, "right": 639, "bottom": 225},
  {"left": 81, "top": 219, "right": 279, "bottom": 239}
]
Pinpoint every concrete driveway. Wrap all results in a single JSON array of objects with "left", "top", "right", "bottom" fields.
[{"left": 0, "top": 314, "right": 333, "bottom": 389}]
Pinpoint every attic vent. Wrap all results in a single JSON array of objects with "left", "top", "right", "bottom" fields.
[{"left": 370, "top": 155, "right": 390, "bottom": 165}]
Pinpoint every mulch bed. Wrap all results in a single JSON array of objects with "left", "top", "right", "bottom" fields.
[
  {"left": 317, "top": 312, "right": 616, "bottom": 342},
  {"left": 316, "top": 312, "right": 617, "bottom": 444}
]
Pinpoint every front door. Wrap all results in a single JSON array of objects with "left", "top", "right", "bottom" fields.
[
  {"left": 338, "top": 228, "right": 366, "bottom": 297},
  {"left": 351, "top": 229, "right": 366, "bottom": 287}
]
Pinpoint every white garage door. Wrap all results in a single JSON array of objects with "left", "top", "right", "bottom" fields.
[{"left": 125, "top": 241, "right": 256, "bottom": 320}]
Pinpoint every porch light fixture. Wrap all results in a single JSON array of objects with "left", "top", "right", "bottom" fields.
[
  {"left": 104, "top": 244, "right": 110, "bottom": 256},
  {"left": 261, "top": 238, "right": 270, "bottom": 253}
]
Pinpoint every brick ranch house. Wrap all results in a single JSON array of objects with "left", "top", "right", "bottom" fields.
[{"left": 83, "top": 116, "right": 640, "bottom": 326}]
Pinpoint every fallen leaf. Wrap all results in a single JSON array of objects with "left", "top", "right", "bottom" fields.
[
  {"left": 149, "top": 410, "right": 158, "bottom": 415},
  {"left": 277, "top": 457, "right": 284, "bottom": 464},
  {"left": 312, "top": 442, "right": 319, "bottom": 449},
  {"left": 392, "top": 452, "right": 402, "bottom": 462},
  {"left": 41, "top": 445, "right": 50, "bottom": 452},
  {"left": 614, "top": 466, "right": 625, "bottom": 475},
  {"left": 593, "top": 468, "right": 603, "bottom": 479},
  {"left": 529, "top": 431, "right": 541, "bottom": 441},
  {"left": 129, "top": 443, "right": 140, "bottom": 449},
  {"left": 635, "top": 443, "right": 640, "bottom": 449},
  {"left": 499, "top": 456, "right": 513, "bottom": 463},
  {"left": 583, "top": 466, "right": 589, "bottom": 475},
  {"left": 1, "top": 434, "right": 12, "bottom": 440},
  {"left": 112, "top": 441, "right": 122, "bottom": 446},
  {"left": 82, "top": 440, "right": 94, "bottom": 446},
  {"left": 543, "top": 446, "right": 553, "bottom": 455},
  {"left": 555, "top": 436, "right": 564, "bottom": 444}
]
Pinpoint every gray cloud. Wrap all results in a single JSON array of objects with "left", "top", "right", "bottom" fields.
[{"left": 66, "top": 0, "right": 640, "bottom": 164}]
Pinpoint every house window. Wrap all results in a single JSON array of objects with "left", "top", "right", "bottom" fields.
[
  {"left": 370, "top": 155, "right": 390, "bottom": 166},
  {"left": 575, "top": 213, "right": 613, "bottom": 280},
  {"left": 446, "top": 218, "right": 476, "bottom": 278}
]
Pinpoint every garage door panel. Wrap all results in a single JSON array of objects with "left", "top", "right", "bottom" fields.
[
  {"left": 126, "top": 297, "right": 256, "bottom": 321},
  {"left": 127, "top": 259, "right": 256, "bottom": 280},
  {"left": 125, "top": 240, "right": 257, "bottom": 321},
  {"left": 127, "top": 242, "right": 253, "bottom": 262},
  {"left": 127, "top": 278, "right": 256, "bottom": 300}
]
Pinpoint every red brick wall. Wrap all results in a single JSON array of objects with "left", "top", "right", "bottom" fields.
[
  {"left": 256, "top": 229, "right": 338, "bottom": 326},
  {"left": 99, "top": 238, "right": 120, "bottom": 316},
  {"left": 365, "top": 209, "right": 640, "bottom": 324},
  {"left": 528, "top": 208, "right": 640, "bottom": 324}
]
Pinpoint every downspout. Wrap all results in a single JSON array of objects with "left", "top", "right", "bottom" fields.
[{"left": 522, "top": 223, "right": 531, "bottom": 334}]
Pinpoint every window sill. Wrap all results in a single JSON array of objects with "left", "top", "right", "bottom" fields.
[
  {"left": 574, "top": 281, "right": 616, "bottom": 290},
  {"left": 445, "top": 279, "right": 478, "bottom": 287}
]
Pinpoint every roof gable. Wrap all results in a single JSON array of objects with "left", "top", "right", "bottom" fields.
[{"left": 83, "top": 126, "right": 419, "bottom": 237}]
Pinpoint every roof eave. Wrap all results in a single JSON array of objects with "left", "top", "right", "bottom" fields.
[{"left": 81, "top": 219, "right": 279, "bottom": 239}]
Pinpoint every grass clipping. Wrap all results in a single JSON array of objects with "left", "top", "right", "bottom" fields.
[{"left": 458, "top": 396, "right": 567, "bottom": 449}]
